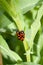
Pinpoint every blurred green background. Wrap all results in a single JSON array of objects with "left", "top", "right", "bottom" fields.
[{"left": 0, "top": 0, "right": 43, "bottom": 65}]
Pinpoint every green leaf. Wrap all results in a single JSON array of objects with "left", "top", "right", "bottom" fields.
[
  {"left": 0, "top": 14, "right": 11, "bottom": 28},
  {"left": 37, "top": 34, "right": 43, "bottom": 55},
  {"left": 0, "top": 14, "right": 16, "bottom": 31},
  {"left": 14, "top": 0, "right": 40, "bottom": 14},
  {"left": 15, "top": 62, "right": 40, "bottom": 65},
  {"left": 29, "top": 5, "right": 43, "bottom": 49},
  {"left": 0, "top": 35, "right": 22, "bottom": 62},
  {"left": 31, "top": 4, "right": 43, "bottom": 40},
  {"left": 31, "top": 20, "right": 41, "bottom": 41},
  {"left": 33, "top": 34, "right": 43, "bottom": 63}
]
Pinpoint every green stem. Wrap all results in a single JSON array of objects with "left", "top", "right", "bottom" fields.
[
  {"left": 37, "top": 5, "right": 43, "bottom": 21},
  {"left": 0, "top": 0, "right": 31, "bottom": 62},
  {"left": 23, "top": 40, "right": 30, "bottom": 62}
]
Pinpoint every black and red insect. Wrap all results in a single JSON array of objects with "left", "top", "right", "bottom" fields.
[{"left": 16, "top": 30, "right": 25, "bottom": 41}]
